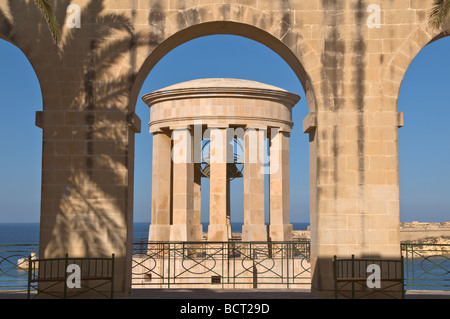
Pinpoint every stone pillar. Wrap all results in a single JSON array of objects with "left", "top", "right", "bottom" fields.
[
  {"left": 149, "top": 131, "right": 172, "bottom": 242},
  {"left": 208, "top": 127, "right": 232, "bottom": 241},
  {"left": 268, "top": 128, "right": 293, "bottom": 241},
  {"left": 242, "top": 127, "right": 267, "bottom": 242},
  {"left": 305, "top": 110, "right": 404, "bottom": 297},
  {"left": 170, "top": 127, "right": 195, "bottom": 242}
]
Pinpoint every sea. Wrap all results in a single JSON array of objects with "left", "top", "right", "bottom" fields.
[{"left": 0, "top": 222, "right": 310, "bottom": 244}]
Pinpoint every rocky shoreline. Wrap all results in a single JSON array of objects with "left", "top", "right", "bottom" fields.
[
  {"left": 290, "top": 221, "right": 450, "bottom": 245},
  {"left": 290, "top": 221, "right": 450, "bottom": 256},
  {"left": 227, "top": 221, "right": 450, "bottom": 244},
  {"left": 204, "top": 222, "right": 450, "bottom": 245},
  {"left": 293, "top": 221, "right": 450, "bottom": 244},
  {"left": 398, "top": 221, "right": 450, "bottom": 256}
]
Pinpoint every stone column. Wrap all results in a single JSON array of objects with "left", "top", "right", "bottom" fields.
[
  {"left": 242, "top": 127, "right": 267, "bottom": 241},
  {"left": 170, "top": 127, "right": 195, "bottom": 242},
  {"left": 149, "top": 131, "right": 172, "bottom": 242},
  {"left": 208, "top": 126, "right": 232, "bottom": 241},
  {"left": 268, "top": 128, "right": 292, "bottom": 241}
]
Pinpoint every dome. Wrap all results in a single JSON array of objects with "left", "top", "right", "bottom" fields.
[
  {"left": 142, "top": 78, "right": 300, "bottom": 106},
  {"left": 154, "top": 78, "right": 288, "bottom": 92}
]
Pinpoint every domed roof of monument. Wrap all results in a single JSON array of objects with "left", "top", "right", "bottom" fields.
[
  {"left": 154, "top": 78, "right": 289, "bottom": 92},
  {"left": 142, "top": 78, "right": 300, "bottom": 107}
]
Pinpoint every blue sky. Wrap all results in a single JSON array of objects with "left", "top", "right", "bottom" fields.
[{"left": 0, "top": 35, "right": 449, "bottom": 224}]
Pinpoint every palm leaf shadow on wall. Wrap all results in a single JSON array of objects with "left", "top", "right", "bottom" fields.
[{"left": 0, "top": 0, "right": 147, "bottom": 256}]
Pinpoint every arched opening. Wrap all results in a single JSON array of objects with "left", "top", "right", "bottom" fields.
[
  {"left": 132, "top": 31, "right": 311, "bottom": 241},
  {"left": 398, "top": 36, "right": 450, "bottom": 223},
  {"left": 129, "top": 22, "right": 316, "bottom": 114},
  {"left": 0, "top": 39, "right": 43, "bottom": 241}
]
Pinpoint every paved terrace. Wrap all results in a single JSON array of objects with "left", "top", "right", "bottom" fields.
[{"left": 1, "top": 289, "right": 449, "bottom": 299}]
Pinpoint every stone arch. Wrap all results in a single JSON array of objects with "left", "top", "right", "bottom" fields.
[
  {"left": 382, "top": 22, "right": 450, "bottom": 112},
  {"left": 0, "top": 39, "right": 62, "bottom": 123},
  {"left": 125, "top": 14, "right": 322, "bottom": 219},
  {"left": 388, "top": 23, "right": 450, "bottom": 224},
  {"left": 125, "top": 9, "right": 323, "bottom": 240},
  {"left": 125, "top": 8, "right": 322, "bottom": 273},
  {"left": 0, "top": 34, "right": 47, "bottom": 108},
  {"left": 127, "top": 15, "right": 322, "bottom": 115},
  {"left": 124, "top": 10, "right": 322, "bottom": 289},
  {"left": 0, "top": 35, "right": 45, "bottom": 225}
]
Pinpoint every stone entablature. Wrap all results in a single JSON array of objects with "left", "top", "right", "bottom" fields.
[{"left": 143, "top": 78, "right": 299, "bottom": 134}]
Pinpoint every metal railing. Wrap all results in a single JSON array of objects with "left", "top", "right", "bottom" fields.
[
  {"left": 401, "top": 243, "right": 450, "bottom": 291},
  {"left": 1, "top": 242, "right": 449, "bottom": 292},
  {"left": 132, "top": 241, "right": 311, "bottom": 289},
  {"left": 0, "top": 244, "right": 39, "bottom": 290},
  {"left": 333, "top": 255, "right": 405, "bottom": 299},
  {"left": 27, "top": 253, "right": 115, "bottom": 299}
]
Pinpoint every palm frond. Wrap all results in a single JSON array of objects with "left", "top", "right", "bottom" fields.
[
  {"left": 33, "top": 0, "right": 61, "bottom": 44},
  {"left": 429, "top": 0, "right": 450, "bottom": 29}
]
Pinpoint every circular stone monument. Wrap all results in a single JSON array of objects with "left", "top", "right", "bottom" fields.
[{"left": 142, "top": 78, "right": 300, "bottom": 242}]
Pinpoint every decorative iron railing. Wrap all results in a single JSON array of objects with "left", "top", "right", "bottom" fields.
[
  {"left": 401, "top": 243, "right": 450, "bottom": 291},
  {"left": 27, "top": 253, "right": 115, "bottom": 299},
  {"left": 0, "top": 244, "right": 39, "bottom": 290},
  {"left": 333, "top": 255, "right": 405, "bottom": 299},
  {"left": 1, "top": 242, "right": 449, "bottom": 292},
  {"left": 132, "top": 241, "right": 311, "bottom": 289}
]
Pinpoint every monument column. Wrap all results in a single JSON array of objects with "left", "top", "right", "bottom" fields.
[
  {"left": 192, "top": 123, "right": 204, "bottom": 241},
  {"left": 208, "top": 126, "right": 232, "bottom": 241},
  {"left": 242, "top": 126, "right": 268, "bottom": 242},
  {"left": 149, "top": 131, "right": 172, "bottom": 242},
  {"left": 268, "top": 128, "right": 293, "bottom": 241},
  {"left": 170, "top": 126, "right": 195, "bottom": 242}
]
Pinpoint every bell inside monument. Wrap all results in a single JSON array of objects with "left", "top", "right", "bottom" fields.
[{"left": 200, "top": 138, "right": 244, "bottom": 180}]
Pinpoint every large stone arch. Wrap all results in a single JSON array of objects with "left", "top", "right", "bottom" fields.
[
  {"left": 126, "top": 5, "right": 323, "bottom": 267},
  {"left": 124, "top": 11, "right": 323, "bottom": 294},
  {"left": 382, "top": 22, "right": 450, "bottom": 112},
  {"left": 0, "top": 2, "right": 61, "bottom": 112},
  {"left": 381, "top": 22, "right": 450, "bottom": 229},
  {"left": 0, "top": 36, "right": 56, "bottom": 117},
  {"left": 0, "top": 34, "right": 45, "bottom": 226},
  {"left": 127, "top": 17, "right": 322, "bottom": 115}
]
